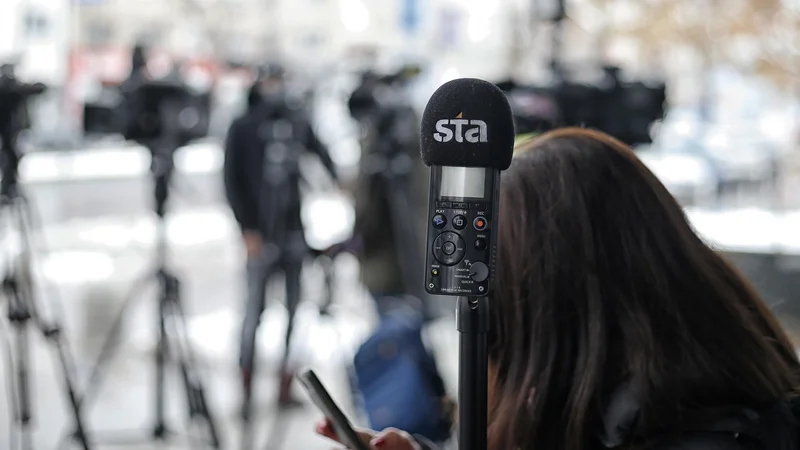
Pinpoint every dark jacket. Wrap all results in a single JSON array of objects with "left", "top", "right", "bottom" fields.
[
  {"left": 414, "top": 396, "right": 799, "bottom": 450},
  {"left": 351, "top": 101, "right": 429, "bottom": 298},
  {"left": 224, "top": 97, "right": 338, "bottom": 239},
  {"left": 645, "top": 402, "right": 798, "bottom": 450},
  {"left": 597, "top": 382, "right": 799, "bottom": 450}
]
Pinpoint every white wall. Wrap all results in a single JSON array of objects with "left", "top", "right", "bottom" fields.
[
  {"left": 0, "top": 0, "right": 72, "bottom": 85},
  {"left": 0, "top": 0, "right": 25, "bottom": 63},
  {"left": 273, "top": 0, "right": 517, "bottom": 82},
  {"left": 69, "top": 0, "right": 520, "bottom": 82}
]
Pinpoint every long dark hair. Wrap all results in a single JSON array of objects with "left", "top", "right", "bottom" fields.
[{"left": 487, "top": 128, "right": 800, "bottom": 450}]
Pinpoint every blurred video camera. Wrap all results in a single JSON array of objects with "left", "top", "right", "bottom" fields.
[
  {"left": 0, "top": 64, "right": 47, "bottom": 132},
  {"left": 497, "top": 66, "right": 667, "bottom": 146},
  {"left": 348, "top": 65, "right": 422, "bottom": 150},
  {"left": 348, "top": 65, "right": 421, "bottom": 118},
  {"left": 83, "top": 70, "right": 211, "bottom": 147}
]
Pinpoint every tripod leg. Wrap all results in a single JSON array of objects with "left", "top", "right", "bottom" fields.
[
  {"left": 162, "top": 280, "right": 222, "bottom": 449},
  {"left": 47, "top": 330, "right": 93, "bottom": 450},
  {"left": 12, "top": 319, "right": 33, "bottom": 450},
  {"left": 153, "top": 282, "right": 169, "bottom": 439},
  {"left": 46, "top": 330, "right": 91, "bottom": 450},
  {"left": 7, "top": 199, "right": 93, "bottom": 449},
  {"left": 83, "top": 275, "right": 151, "bottom": 404}
]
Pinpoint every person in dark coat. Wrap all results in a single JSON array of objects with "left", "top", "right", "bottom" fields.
[
  {"left": 315, "top": 128, "right": 800, "bottom": 450},
  {"left": 224, "top": 64, "right": 339, "bottom": 412},
  {"left": 348, "top": 71, "right": 430, "bottom": 312},
  {"left": 345, "top": 71, "right": 457, "bottom": 444}
]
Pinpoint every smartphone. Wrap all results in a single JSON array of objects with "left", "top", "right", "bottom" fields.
[{"left": 297, "top": 369, "right": 371, "bottom": 450}]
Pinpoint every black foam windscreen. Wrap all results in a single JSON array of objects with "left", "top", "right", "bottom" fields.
[{"left": 420, "top": 78, "right": 515, "bottom": 170}]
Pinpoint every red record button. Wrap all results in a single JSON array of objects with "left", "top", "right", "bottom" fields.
[{"left": 473, "top": 217, "right": 488, "bottom": 231}]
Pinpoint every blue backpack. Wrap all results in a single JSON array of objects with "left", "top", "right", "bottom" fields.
[{"left": 352, "top": 311, "right": 453, "bottom": 443}]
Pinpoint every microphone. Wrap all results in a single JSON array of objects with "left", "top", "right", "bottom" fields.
[
  {"left": 420, "top": 78, "right": 514, "bottom": 450},
  {"left": 421, "top": 78, "right": 514, "bottom": 297}
]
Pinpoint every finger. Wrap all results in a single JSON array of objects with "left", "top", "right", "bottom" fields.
[
  {"left": 370, "top": 428, "right": 419, "bottom": 450},
  {"left": 316, "top": 419, "right": 376, "bottom": 446},
  {"left": 315, "top": 420, "right": 339, "bottom": 441},
  {"left": 357, "top": 430, "right": 375, "bottom": 443}
]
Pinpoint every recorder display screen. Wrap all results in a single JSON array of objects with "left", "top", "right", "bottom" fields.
[{"left": 439, "top": 166, "right": 486, "bottom": 198}]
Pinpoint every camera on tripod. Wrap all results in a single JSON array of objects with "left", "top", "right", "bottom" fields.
[
  {"left": 348, "top": 64, "right": 421, "bottom": 119},
  {"left": 82, "top": 61, "right": 211, "bottom": 148},
  {"left": 0, "top": 63, "right": 48, "bottom": 198},
  {"left": 0, "top": 64, "right": 47, "bottom": 133},
  {"left": 498, "top": 66, "right": 667, "bottom": 146},
  {"left": 0, "top": 64, "right": 94, "bottom": 450}
]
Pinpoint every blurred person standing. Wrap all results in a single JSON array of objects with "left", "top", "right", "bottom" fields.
[
  {"left": 347, "top": 69, "right": 454, "bottom": 444},
  {"left": 224, "top": 63, "right": 339, "bottom": 412},
  {"left": 349, "top": 68, "right": 430, "bottom": 312}
]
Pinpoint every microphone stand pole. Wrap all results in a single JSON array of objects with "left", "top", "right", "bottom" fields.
[{"left": 457, "top": 295, "right": 489, "bottom": 450}]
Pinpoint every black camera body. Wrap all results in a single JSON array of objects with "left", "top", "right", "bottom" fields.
[
  {"left": 122, "top": 79, "right": 211, "bottom": 145},
  {"left": 0, "top": 75, "right": 47, "bottom": 132},
  {"left": 497, "top": 68, "right": 667, "bottom": 146},
  {"left": 424, "top": 166, "right": 500, "bottom": 297},
  {"left": 83, "top": 76, "right": 210, "bottom": 147}
]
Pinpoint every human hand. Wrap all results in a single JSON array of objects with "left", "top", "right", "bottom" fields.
[
  {"left": 242, "top": 230, "right": 262, "bottom": 258},
  {"left": 315, "top": 419, "right": 421, "bottom": 450}
]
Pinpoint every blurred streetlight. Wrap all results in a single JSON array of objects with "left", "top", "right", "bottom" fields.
[{"left": 340, "top": 0, "right": 369, "bottom": 33}]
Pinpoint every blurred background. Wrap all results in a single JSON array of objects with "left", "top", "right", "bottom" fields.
[{"left": 0, "top": 0, "right": 798, "bottom": 449}]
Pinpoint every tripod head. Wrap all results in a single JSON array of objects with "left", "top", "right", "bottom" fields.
[
  {"left": 82, "top": 54, "right": 211, "bottom": 153},
  {"left": 123, "top": 79, "right": 210, "bottom": 146},
  {"left": 119, "top": 78, "right": 209, "bottom": 218}
]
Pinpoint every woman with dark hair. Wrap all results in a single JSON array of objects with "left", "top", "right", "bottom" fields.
[{"left": 316, "top": 128, "right": 800, "bottom": 449}]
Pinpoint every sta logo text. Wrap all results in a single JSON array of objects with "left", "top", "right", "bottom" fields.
[{"left": 433, "top": 117, "right": 488, "bottom": 143}]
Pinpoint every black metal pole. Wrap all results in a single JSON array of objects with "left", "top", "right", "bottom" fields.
[
  {"left": 456, "top": 296, "right": 489, "bottom": 450},
  {"left": 152, "top": 137, "right": 173, "bottom": 439}
]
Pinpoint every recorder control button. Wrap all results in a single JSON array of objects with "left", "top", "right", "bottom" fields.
[
  {"left": 473, "top": 217, "right": 488, "bottom": 231},
  {"left": 442, "top": 242, "right": 456, "bottom": 255},
  {"left": 452, "top": 215, "right": 467, "bottom": 230},
  {"left": 432, "top": 214, "right": 447, "bottom": 229},
  {"left": 469, "top": 261, "right": 490, "bottom": 283},
  {"left": 432, "top": 232, "right": 466, "bottom": 266}
]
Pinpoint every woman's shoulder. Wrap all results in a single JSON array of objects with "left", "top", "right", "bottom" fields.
[
  {"left": 650, "top": 399, "right": 799, "bottom": 450},
  {"left": 652, "top": 433, "right": 758, "bottom": 450}
]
